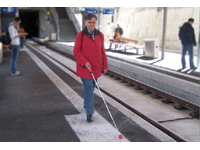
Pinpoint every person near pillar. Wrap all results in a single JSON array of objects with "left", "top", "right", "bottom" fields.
[
  {"left": 179, "top": 18, "right": 197, "bottom": 70},
  {"left": 9, "top": 17, "right": 22, "bottom": 76}
]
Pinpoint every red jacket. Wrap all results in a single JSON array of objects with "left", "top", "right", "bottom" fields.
[{"left": 73, "top": 28, "right": 108, "bottom": 79}]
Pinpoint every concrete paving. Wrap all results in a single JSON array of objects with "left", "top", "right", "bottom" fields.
[
  {"left": 0, "top": 49, "right": 80, "bottom": 142},
  {"left": 162, "top": 119, "right": 200, "bottom": 142}
]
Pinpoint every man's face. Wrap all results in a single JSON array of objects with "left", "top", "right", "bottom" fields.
[
  {"left": 189, "top": 21, "right": 194, "bottom": 25},
  {"left": 14, "top": 20, "right": 21, "bottom": 26}
]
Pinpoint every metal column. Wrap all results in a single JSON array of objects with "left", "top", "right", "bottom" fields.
[
  {"left": 81, "top": 11, "right": 85, "bottom": 30},
  {"left": 97, "top": 7, "right": 101, "bottom": 30},
  {"left": 0, "top": 42, "right": 3, "bottom": 64},
  {"left": 0, "top": 7, "right": 1, "bottom": 33},
  {"left": 161, "top": 7, "right": 167, "bottom": 60},
  {"left": 197, "top": 27, "right": 200, "bottom": 71},
  {"left": 197, "top": 8, "right": 200, "bottom": 71}
]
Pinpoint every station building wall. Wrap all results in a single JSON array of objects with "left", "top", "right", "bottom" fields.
[{"left": 99, "top": 7, "right": 199, "bottom": 54}]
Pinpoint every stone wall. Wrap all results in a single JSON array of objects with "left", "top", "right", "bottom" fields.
[{"left": 100, "top": 7, "right": 199, "bottom": 54}]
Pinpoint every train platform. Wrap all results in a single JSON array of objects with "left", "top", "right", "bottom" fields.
[
  {"left": 57, "top": 41, "right": 200, "bottom": 74},
  {"left": 0, "top": 42, "right": 175, "bottom": 142}
]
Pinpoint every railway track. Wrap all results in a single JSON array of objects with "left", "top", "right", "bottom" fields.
[
  {"left": 44, "top": 42, "right": 199, "bottom": 118},
  {"left": 26, "top": 40, "right": 200, "bottom": 142}
]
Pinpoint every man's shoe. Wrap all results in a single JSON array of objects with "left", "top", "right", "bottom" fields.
[
  {"left": 87, "top": 114, "right": 93, "bottom": 123},
  {"left": 11, "top": 71, "right": 21, "bottom": 76},
  {"left": 191, "top": 66, "right": 197, "bottom": 70},
  {"left": 182, "top": 66, "right": 186, "bottom": 69}
]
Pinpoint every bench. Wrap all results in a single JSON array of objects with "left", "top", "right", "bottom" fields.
[{"left": 109, "top": 37, "right": 144, "bottom": 54}]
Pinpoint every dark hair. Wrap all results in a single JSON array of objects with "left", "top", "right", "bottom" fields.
[
  {"left": 14, "top": 17, "right": 21, "bottom": 22},
  {"left": 85, "top": 13, "right": 97, "bottom": 21},
  {"left": 188, "top": 18, "right": 194, "bottom": 22}
]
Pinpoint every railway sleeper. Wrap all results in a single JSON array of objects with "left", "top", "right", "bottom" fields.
[
  {"left": 142, "top": 89, "right": 152, "bottom": 94},
  {"left": 120, "top": 80, "right": 128, "bottom": 83},
  {"left": 114, "top": 76, "right": 121, "bottom": 80},
  {"left": 134, "top": 85, "right": 143, "bottom": 90},
  {"left": 126, "top": 82, "right": 135, "bottom": 86},
  {"left": 169, "top": 100, "right": 199, "bottom": 118},
  {"left": 128, "top": 82, "right": 136, "bottom": 86},
  {"left": 151, "top": 93, "right": 163, "bottom": 99},
  {"left": 189, "top": 111, "right": 200, "bottom": 119},
  {"left": 162, "top": 98, "right": 174, "bottom": 104},
  {"left": 174, "top": 104, "right": 187, "bottom": 110}
]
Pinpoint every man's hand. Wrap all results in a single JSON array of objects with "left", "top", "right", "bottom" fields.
[{"left": 85, "top": 62, "right": 92, "bottom": 72}]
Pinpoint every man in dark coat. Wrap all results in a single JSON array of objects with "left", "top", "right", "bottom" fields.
[{"left": 179, "top": 18, "right": 197, "bottom": 70}]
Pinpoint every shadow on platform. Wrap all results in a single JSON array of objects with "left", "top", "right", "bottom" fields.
[{"left": 106, "top": 49, "right": 139, "bottom": 55}]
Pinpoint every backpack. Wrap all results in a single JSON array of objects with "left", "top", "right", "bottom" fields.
[{"left": 3, "top": 27, "right": 12, "bottom": 45}]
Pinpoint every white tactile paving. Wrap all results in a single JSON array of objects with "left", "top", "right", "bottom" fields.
[{"left": 65, "top": 113, "right": 128, "bottom": 142}]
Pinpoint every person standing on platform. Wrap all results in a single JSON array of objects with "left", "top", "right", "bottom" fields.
[
  {"left": 73, "top": 13, "right": 108, "bottom": 123},
  {"left": 179, "top": 18, "right": 197, "bottom": 70},
  {"left": 113, "top": 24, "right": 123, "bottom": 48},
  {"left": 9, "top": 17, "right": 22, "bottom": 76},
  {"left": 18, "top": 25, "right": 26, "bottom": 49},
  {"left": 114, "top": 24, "right": 123, "bottom": 39}
]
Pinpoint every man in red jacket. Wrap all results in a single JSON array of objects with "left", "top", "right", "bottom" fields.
[{"left": 74, "top": 13, "right": 108, "bottom": 123}]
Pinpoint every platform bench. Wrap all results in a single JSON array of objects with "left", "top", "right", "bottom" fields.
[{"left": 109, "top": 37, "right": 144, "bottom": 54}]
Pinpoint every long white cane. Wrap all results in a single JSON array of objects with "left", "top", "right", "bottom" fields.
[{"left": 90, "top": 71, "right": 123, "bottom": 139}]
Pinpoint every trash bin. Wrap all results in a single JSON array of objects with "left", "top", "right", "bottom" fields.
[
  {"left": 144, "top": 39, "right": 159, "bottom": 58},
  {"left": 0, "top": 42, "right": 3, "bottom": 64}
]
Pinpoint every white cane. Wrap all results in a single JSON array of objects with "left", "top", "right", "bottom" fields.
[{"left": 90, "top": 71, "right": 123, "bottom": 139}]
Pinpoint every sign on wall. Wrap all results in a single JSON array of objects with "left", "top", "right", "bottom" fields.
[
  {"left": 1, "top": 7, "right": 17, "bottom": 13},
  {"left": 102, "top": 9, "right": 115, "bottom": 15},
  {"left": 85, "top": 8, "right": 97, "bottom": 14}
]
